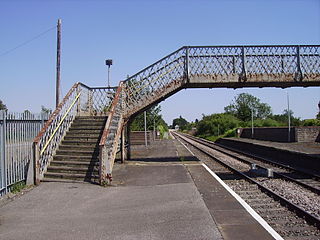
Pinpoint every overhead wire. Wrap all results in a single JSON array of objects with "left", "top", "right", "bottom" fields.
[{"left": 0, "top": 25, "right": 56, "bottom": 57}]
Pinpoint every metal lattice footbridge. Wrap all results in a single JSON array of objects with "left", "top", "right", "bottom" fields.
[{"left": 33, "top": 45, "right": 320, "bottom": 185}]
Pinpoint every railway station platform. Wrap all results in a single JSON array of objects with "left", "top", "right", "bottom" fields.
[
  {"left": 0, "top": 139, "right": 275, "bottom": 240},
  {"left": 216, "top": 137, "right": 320, "bottom": 175}
]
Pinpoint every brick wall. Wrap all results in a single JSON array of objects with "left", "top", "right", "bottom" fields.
[{"left": 295, "top": 126, "right": 320, "bottom": 142}]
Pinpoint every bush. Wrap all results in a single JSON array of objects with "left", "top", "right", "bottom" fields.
[{"left": 302, "top": 119, "right": 320, "bottom": 126}]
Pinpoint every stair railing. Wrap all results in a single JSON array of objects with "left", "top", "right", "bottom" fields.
[
  {"left": 99, "top": 82, "right": 124, "bottom": 184},
  {"left": 33, "top": 83, "right": 116, "bottom": 184}
]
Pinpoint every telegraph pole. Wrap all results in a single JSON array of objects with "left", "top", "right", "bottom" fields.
[{"left": 55, "top": 19, "right": 62, "bottom": 108}]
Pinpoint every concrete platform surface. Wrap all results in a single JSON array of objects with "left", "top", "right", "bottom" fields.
[
  {"left": 0, "top": 139, "right": 277, "bottom": 240},
  {"left": 0, "top": 164, "right": 222, "bottom": 240}
]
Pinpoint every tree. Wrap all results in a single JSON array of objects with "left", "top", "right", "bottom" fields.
[
  {"left": 196, "top": 113, "right": 241, "bottom": 136},
  {"left": 0, "top": 99, "right": 7, "bottom": 111},
  {"left": 41, "top": 105, "right": 52, "bottom": 115},
  {"left": 172, "top": 116, "right": 189, "bottom": 130},
  {"left": 224, "top": 93, "right": 272, "bottom": 121},
  {"left": 271, "top": 109, "right": 301, "bottom": 126},
  {"left": 130, "top": 104, "right": 168, "bottom": 131}
]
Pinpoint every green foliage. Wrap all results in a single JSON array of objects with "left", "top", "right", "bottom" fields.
[
  {"left": 302, "top": 119, "right": 320, "bottom": 126},
  {"left": 246, "top": 118, "right": 282, "bottom": 128},
  {"left": 130, "top": 104, "right": 168, "bottom": 134},
  {"left": 41, "top": 105, "right": 52, "bottom": 114},
  {"left": 172, "top": 116, "right": 189, "bottom": 130},
  {"left": 11, "top": 181, "right": 26, "bottom": 194},
  {"left": 196, "top": 113, "right": 242, "bottom": 136},
  {"left": 224, "top": 93, "right": 272, "bottom": 121},
  {"left": 0, "top": 99, "right": 7, "bottom": 111},
  {"left": 270, "top": 109, "right": 301, "bottom": 126}
]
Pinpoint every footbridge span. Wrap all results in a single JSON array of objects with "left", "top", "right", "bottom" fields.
[{"left": 32, "top": 45, "right": 320, "bottom": 185}]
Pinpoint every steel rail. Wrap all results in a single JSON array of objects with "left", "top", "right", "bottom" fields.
[
  {"left": 214, "top": 141, "right": 320, "bottom": 179},
  {"left": 173, "top": 131, "right": 320, "bottom": 229},
  {"left": 182, "top": 133, "right": 320, "bottom": 195}
]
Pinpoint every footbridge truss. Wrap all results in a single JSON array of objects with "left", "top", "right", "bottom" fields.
[{"left": 33, "top": 45, "right": 320, "bottom": 185}]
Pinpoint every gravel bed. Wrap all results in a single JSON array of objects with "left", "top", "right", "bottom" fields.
[
  {"left": 175, "top": 134, "right": 320, "bottom": 239},
  {"left": 185, "top": 137, "right": 250, "bottom": 171},
  {"left": 260, "top": 178, "right": 320, "bottom": 219}
]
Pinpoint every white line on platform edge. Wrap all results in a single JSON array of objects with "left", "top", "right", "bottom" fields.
[
  {"left": 176, "top": 132, "right": 282, "bottom": 239},
  {"left": 201, "top": 163, "right": 284, "bottom": 240},
  {"left": 175, "top": 135, "right": 195, "bottom": 156}
]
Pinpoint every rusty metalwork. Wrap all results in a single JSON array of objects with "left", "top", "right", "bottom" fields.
[
  {"left": 33, "top": 83, "right": 116, "bottom": 183},
  {"left": 99, "top": 82, "right": 124, "bottom": 185},
  {"left": 33, "top": 45, "right": 320, "bottom": 185},
  {"left": 123, "top": 45, "right": 320, "bottom": 118}
]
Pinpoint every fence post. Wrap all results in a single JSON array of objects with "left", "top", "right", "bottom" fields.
[
  {"left": 33, "top": 142, "right": 40, "bottom": 185},
  {"left": 0, "top": 110, "right": 7, "bottom": 194}
]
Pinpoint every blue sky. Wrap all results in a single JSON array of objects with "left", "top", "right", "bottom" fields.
[{"left": 0, "top": 0, "right": 319, "bottom": 124}]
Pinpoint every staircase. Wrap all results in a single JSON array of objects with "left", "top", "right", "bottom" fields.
[{"left": 43, "top": 116, "right": 107, "bottom": 183}]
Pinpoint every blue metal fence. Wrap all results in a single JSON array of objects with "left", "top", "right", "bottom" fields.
[{"left": 0, "top": 110, "right": 49, "bottom": 195}]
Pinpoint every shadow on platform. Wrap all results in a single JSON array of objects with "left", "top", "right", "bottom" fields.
[{"left": 128, "top": 156, "right": 199, "bottom": 163}]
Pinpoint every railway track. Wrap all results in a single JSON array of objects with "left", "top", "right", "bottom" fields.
[
  {"left": 173, "top": 131, "right": 320, "bottom": 240},
  {"left": 193, "top": 135, "right": 320, "bottom": 194}
]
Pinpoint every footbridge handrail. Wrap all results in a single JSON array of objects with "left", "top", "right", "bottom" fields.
[
  {"left": 33, "top": 82, "right": 116, "bottom": 184},
  {"left": 99, "top": 82, "right": 124, "bottom": 184},
  {"left": 122, "top": 45, "right": 320, "bottom": 119}
]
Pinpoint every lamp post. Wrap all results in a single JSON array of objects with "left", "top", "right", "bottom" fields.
[
  {"left": 105, "top": 59, "right": 113, "bottom": 87},
  {"left": 251, "top": 107, "right": 254, "bottom": 139},
  {"left": 144, "top": 111, "right": 147, "bottom": 147}
]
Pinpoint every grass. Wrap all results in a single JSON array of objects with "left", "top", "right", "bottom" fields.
[
  {"left": 197, "top": 128, "right": 238, "bottom": 142},
  {"left": 10, "top": 181, "right": 26, "bottom": 194}
]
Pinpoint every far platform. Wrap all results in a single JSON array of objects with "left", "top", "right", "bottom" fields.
[{"left": 217, "top": 137, "right": 320, "bottom": 175}]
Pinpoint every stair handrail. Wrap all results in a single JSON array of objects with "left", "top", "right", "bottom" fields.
[
  {"left": 99, "top": 81, "right": 124, "bottom": 184},
  {"left": 33, "top": 82, "right": 92, "bottom": 184}
]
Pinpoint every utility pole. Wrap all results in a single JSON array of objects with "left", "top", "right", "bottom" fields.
[
  {"left": 251, "top": 107, "right": 254, "bottom": 139},
  {"left": 55, "top": 19, "right": 62, "bottom": 108}
]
